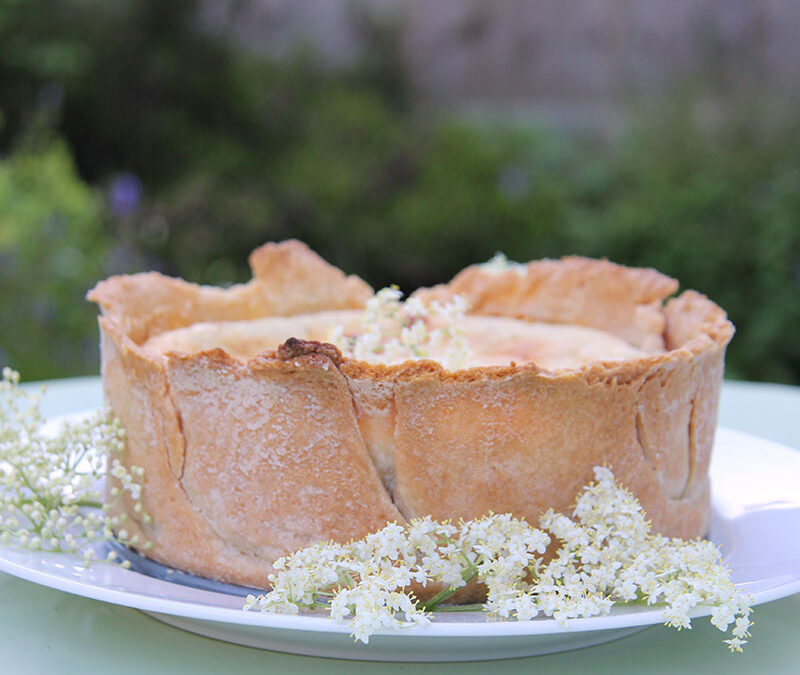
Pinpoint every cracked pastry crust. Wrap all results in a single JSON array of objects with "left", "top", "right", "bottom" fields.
[{"left": 88, "top": 240, "right": 733, "bottom": 590}]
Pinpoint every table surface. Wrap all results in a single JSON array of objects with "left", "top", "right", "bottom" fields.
[{"left": 2, "top": 377, "right": 798, "bottom": 674}]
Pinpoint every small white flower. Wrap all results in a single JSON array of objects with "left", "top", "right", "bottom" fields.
[
  {"left": 1, "top": 368, "right": 149, "bottom": 566},
  {"left": 480, "top": 253, "right": 526, "bottom": 275}
]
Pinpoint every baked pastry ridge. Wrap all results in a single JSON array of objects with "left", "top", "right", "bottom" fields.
[{"left": 88, "top": 240, "right": 733, "bottom": 589}]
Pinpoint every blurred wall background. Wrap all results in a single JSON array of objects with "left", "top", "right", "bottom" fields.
[
  {"left": 0, "top": 0, "right": 798, "bottom": 383},
  {"left": 212, "top": 0, "right": 800, "bottom": 128}
]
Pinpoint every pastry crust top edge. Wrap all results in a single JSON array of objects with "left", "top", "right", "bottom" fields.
[
  {"left": 87, "top": 240, "right": 373, "bottom": 344},
  {"left": 89, "top": 244, "right": 734, "bottom": 378}
]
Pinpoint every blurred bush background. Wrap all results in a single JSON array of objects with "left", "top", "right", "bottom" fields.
[{"left": 0, "top": 0, "right": 798, "bottom": 383}]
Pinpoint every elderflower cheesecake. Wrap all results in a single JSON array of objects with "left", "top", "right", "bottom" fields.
[{"left": 88, "top": 240, "right": 734, "bottom": 590}]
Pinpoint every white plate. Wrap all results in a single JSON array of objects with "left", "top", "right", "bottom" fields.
[{"left": 1, "top": 427, "right": 799, "bottom": 661}]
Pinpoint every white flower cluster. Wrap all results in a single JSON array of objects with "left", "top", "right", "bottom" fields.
[
  {"left": 0, "top": 367, "right": 148, "bottom": 565},
  {"left": 245, "top": 466, "right": 752, "bottom": 651},
  {"left": 480, "top": 253, "right": 526, "bottom": 275},
  {"left": 330, "top": 287, "right": 473, "bottom": 370},
  {"left": 537, "top": 467, "right": 752, "bottom": 652}
]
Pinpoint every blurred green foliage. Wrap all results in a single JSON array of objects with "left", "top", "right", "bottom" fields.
[
  {"left": 0, "top": 0, "right": 798, "bottom": 383},
  {"left": 0, "top": 131, "right": 111, "bottom": 379}
]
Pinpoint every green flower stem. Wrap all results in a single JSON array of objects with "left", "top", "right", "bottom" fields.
[
  {"left": 76, "top": 500, "right": 104, "bottom": 509},
  {"left": 9, "top": 463, "right": 45, "bottom": 505},
  {"left": 429, "top": 603, "right": 484, "bottom": 613},
  {"left": 421, "top": 566, "right": 478, "bottom": 611}
]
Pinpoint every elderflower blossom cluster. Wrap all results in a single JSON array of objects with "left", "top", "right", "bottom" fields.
[
  {"left": 480, "top": 253, "right": 527, "bottom": 275},
  {"left": 330, "top": 287, "right": 473, "bottom": 371},
  {"left": 0, "top": 367, "right": 148, "bottom": 565},
  {"left": 245, "top": 466, "right": 752, "bottom": 651}
]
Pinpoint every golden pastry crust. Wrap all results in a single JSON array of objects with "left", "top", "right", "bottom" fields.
[
  {"left": 418, "top": 256, "right": 678, "bottom": 352},
  {"left": 88, "top": 241, "right": 733, "bottom": 592},
  {"left": 89, "top": 240, "right": 372, "bottom": 343}
]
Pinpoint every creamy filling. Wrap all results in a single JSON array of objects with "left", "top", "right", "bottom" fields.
[{"left": 143, "top": 310, "right": 659, "bottom": 371}]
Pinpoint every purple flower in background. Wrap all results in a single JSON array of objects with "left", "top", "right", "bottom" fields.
[{"left": 109, "top": 173, "right": 142, "bottom": 219}]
